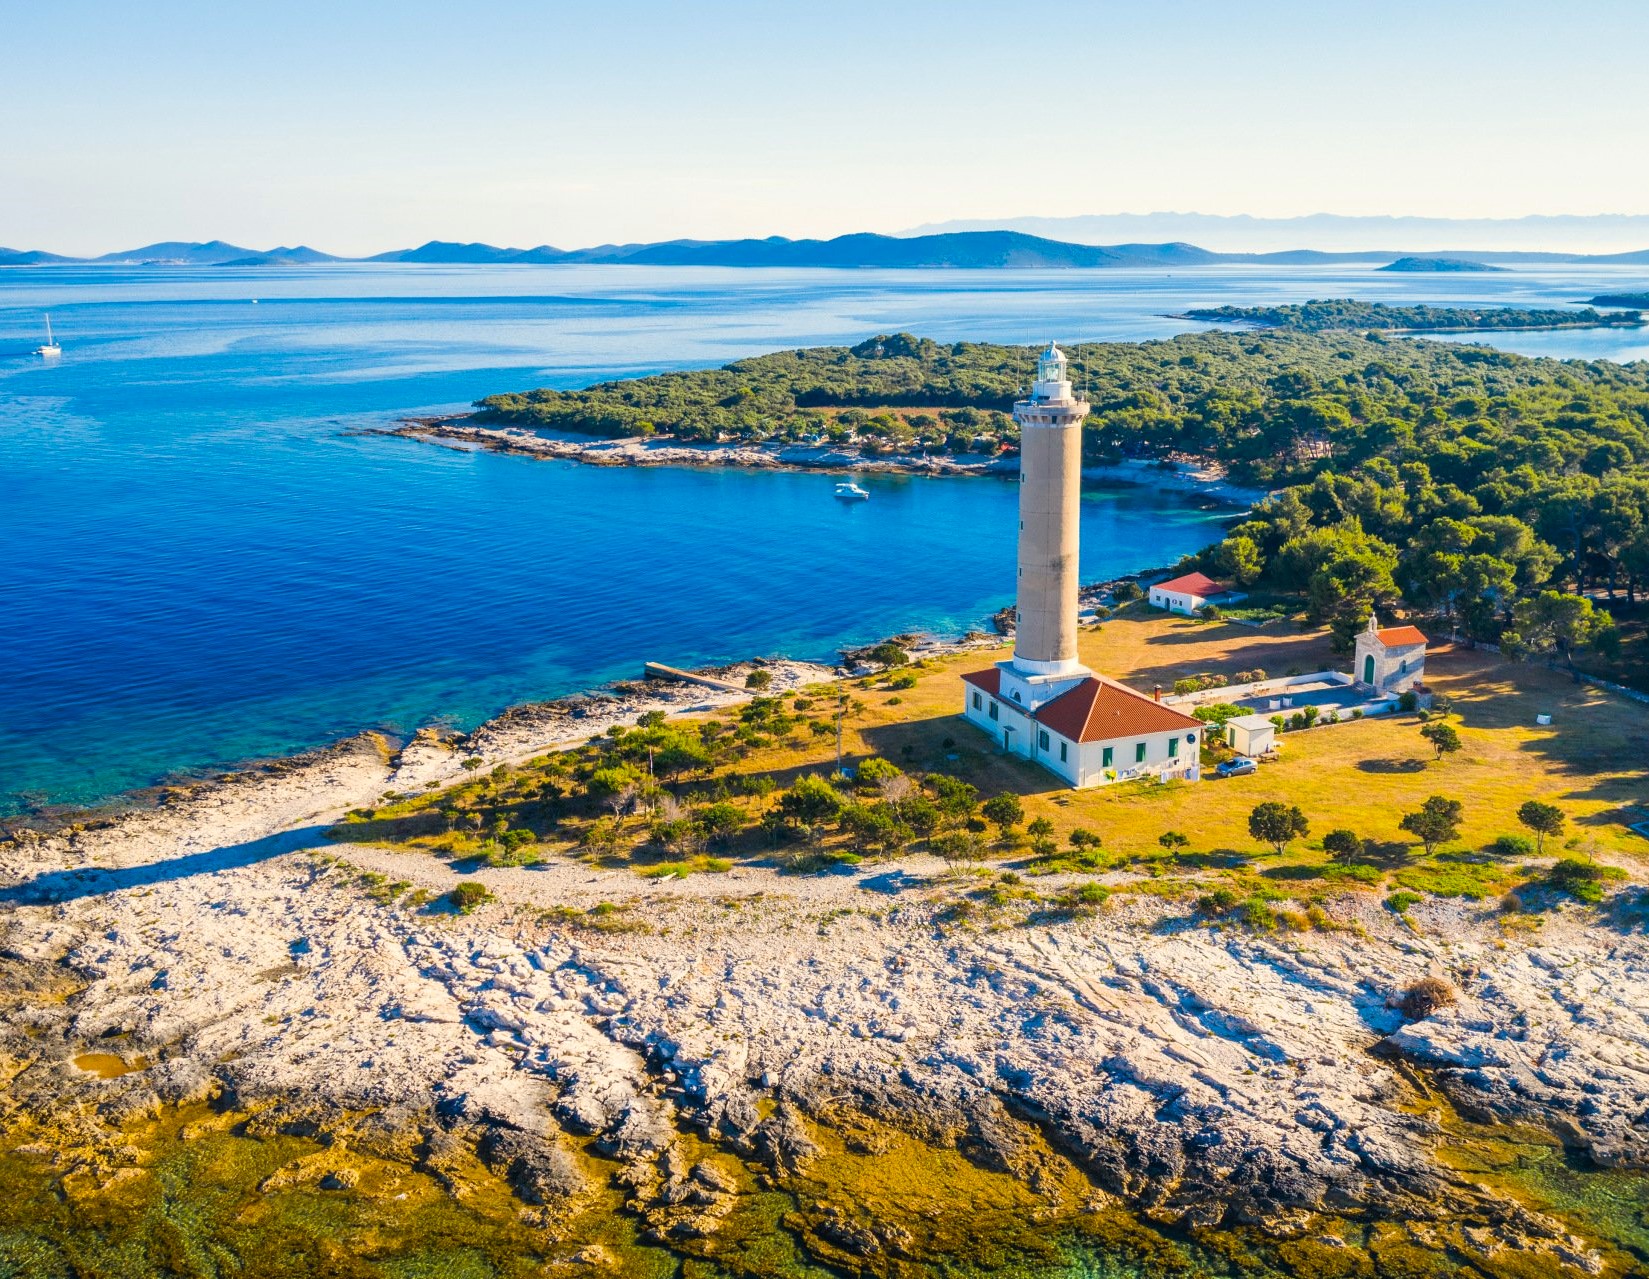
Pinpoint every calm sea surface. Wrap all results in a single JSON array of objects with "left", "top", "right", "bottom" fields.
[{"left": 2, "top": 262, "right": 1645, "bottom": 815}]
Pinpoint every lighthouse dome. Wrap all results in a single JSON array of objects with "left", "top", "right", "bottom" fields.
[{"left": 1036, "top": 342, "right": 1067, "bottom": 383}]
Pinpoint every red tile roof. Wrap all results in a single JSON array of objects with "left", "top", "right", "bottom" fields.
[
  {"left": 1375, "top": 625, "right": 1428, "bottom": 648},
  {"left": 1153, "top": 571, "right": 1228, "bottom": 596},
  {"left": 961, "top": 668, "right": 1002, "bottom": 695},
  {"left": 1033, "top": 676, "right": 1202, "bottom": 744}
]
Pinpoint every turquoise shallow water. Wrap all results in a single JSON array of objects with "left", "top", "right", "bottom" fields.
[{"left": 1, "top": 262, "right": 1644, "bottom": 816}]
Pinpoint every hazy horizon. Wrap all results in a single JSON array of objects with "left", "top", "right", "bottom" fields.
[
  {"left": 12, "top": 212, "right": 1649, "bottom": 262},
  {"left": 5, "top": 0, "right": 1649, "bottom": 257}
]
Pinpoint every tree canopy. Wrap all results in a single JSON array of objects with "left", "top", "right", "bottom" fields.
[{"left": 478, "top": 320, "right": 1649, "bottom": 653}]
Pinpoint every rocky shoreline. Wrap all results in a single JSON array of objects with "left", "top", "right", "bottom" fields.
[
  {"left": 2, "top": 635, "right": 1645, "bottom": 1273},
  {"left": 1, "top": 822, "right": 1636, "bottom": 1272},
  {"left": 382, "top": 417, "right": 1271, "bottom": 506}
]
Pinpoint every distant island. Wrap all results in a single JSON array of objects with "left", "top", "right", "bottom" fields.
[
  {"left": 1182, "top": 298, "right": 1643, "bottom": 333},
  {"left": 7, "top": 231, "right": 1649, "bottom": 269},
  {"left": 1377, "top": 256, "right": 1504, "bottom": 273},
  {"left": 1591, "top": 292, "right": 1649, "bottom": 308}
]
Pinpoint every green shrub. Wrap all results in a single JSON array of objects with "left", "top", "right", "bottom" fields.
[
  {"left": 1322, "top": 862, "right": 1382, "bottom": 885},
  {"left": 1546, "top": 857, "right": 1627, "bottom": 904},
  {"left": 981, "top": 794, "right": 1024, "bottom": 833},
  {"left": 1196, "top": 887, "right": 1241, "bottom": 916},
  {"left": 854, "top": 756, "right": 903, "bottom": 789},
  {"left": 866, "top": 642, "right": 910, "bottom": 667},
  {"left": 448, "top": 881, "right": 495, "bottom": 914},
  {"left": 1490, "top": 833, "right": 1535, "bottom": 858},
  {"left": 1239, "top": 899, "right": 1277, "bottom": 930},
  {"left": 1386, "top": 891, "right": 1423, "bottom": 915},
  {"left": 1393, "top": 863, "right": 1499, "bottom": 900}
]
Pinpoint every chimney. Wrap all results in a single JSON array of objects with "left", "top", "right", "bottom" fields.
[{"left": 1153, "top": 684, "right": 1162, "bottom": 702}]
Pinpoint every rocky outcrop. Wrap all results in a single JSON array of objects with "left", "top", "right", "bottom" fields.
[{"left": 0, "top": 794, "right": 1642, "bottom": 1272}]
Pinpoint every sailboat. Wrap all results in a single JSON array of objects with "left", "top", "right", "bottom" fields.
[{"left": 34, "top": 315, "right": 61, "bottom": 359}]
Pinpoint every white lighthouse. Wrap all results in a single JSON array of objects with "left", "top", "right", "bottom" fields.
[
  {"left": 960, "top": 342, "right": 1204, "bottom": 787},
  {"left": 1003, "top": 342, "right": 1091, "bottom": 704}
]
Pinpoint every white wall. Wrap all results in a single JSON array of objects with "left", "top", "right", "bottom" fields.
[
  {"left": 1354, "top": 637, "right": 1425, "bottom": 693},
  {"left": 1149, "top": 587, "right": 1203, "bottom": 615},
  {"left": 962, "top": 688, "right": 1196, "bottom": 788},
  {"left": 1075, "top": 727, "right": 1200, "bottom": 786}
]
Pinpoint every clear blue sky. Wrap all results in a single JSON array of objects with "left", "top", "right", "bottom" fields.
[{"left": 3, "top": 0, "right": 1646, "bottom": 255}]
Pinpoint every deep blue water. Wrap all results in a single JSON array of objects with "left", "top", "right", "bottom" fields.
[{"left": 2, "top": 262, "right": 1645, "bottom": 816}]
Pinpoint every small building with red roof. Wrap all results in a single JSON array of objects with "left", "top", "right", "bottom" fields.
[
  {"left": 962, "top": 665, "right": 1204, "bottom": 787},
  {"left": 1147, "top": 571, "right": 1246, "bottom": 616},
  {"left": 1353, "top": 614, "right": 1428, "bottom": 694}
]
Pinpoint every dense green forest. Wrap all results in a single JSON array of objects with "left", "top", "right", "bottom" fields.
[
  {"left": 1183, "top": 299, "right": 1643, "bottom": 332},
  {"left": 477, "top": 324, "right": 1649, "bottom": 666},
  {"left": 1591, "top": 293, "right": 1649, "bottom": 309}
]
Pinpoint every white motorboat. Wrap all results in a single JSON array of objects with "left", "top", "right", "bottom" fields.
[
  {"left": 833, "top": 480, "right": 870, "bottom": 501},
  {"left": 34, "top": 314, "right": 61, "bottom": 358}
]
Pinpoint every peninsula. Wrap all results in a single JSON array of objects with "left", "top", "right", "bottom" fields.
[
  {"left": 1181, "top": 298, "right": 1644, "bottom": 332},
  {"left": 7, "top": 321, "right": 1649, "bottom": 1274},
  {"left": 4, "top": 605, "right": 1648, "bottom": 1276}
]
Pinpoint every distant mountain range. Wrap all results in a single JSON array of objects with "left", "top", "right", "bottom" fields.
[
  {"left": 5, "top": 230, "right": 1649, "bottom": 270},
  {"left": 903, "top": 212, "right": 1649, "bottom": 254}
]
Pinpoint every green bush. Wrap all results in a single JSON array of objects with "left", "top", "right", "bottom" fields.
[
  {"left": 981, "top": 794, "right": 1024, "bottom": 832},
  {"left": 1490, "top": 833, "right": 1536, "bottom": 858},
  {"left": 866, "top": 642, "right": 910, "bottom": 667},
  {"left": 1321, "top": 862, "right": 1382, "bottom": 885},
  {"left": 1196, "top": 887, "right": 1241, "bottom": 916},
  {"left": 1546, "top": 857, "right": 1627, "bottom": 904},
  {"left": 448, "top": 881, "right": 495, "bottom": 914},
  {"left": 1386, "top": 891, "right": 1423, "bottom": 915}
]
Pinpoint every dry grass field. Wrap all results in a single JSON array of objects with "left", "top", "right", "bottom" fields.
[
  {"left": 344, "top": 607, "right": 1649, "bottom": 915},
  {"left": 846, "top": 609, "right": 1649, "bottom": 864}
]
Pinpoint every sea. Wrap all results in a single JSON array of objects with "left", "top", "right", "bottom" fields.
[{"left": 2, "top": 262, "right": 1646, "bottom": 818}]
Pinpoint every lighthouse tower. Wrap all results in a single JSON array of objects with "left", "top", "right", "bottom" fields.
[
  {"left": 996, "top": 342, "right": 1092, "bottom": 713},
  {"left": 960, "top": 341, "right": 1206, "bottom": 786}
]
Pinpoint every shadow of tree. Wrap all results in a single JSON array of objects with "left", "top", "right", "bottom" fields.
[
  {"left": 325, "top": 812, "right": 443, "bottom": 844},
  {"left": 1356, "top": 840, "right": 1415, "bottom": 869},
  {"left": 0, "top": 826, "right": 330, "bottom": 905},
  {"left": 859, "top": 714, "right": 1069, "bottom": 799},
  {"left": 1356, "top": 758, "right": 1428, "bottom": 775},
  {"left": 1261, "top": 864, "right": 1325, "bottom": 881},
  {"left": 1173, "top": 849, "right": 1252, "bottom": 871}
]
